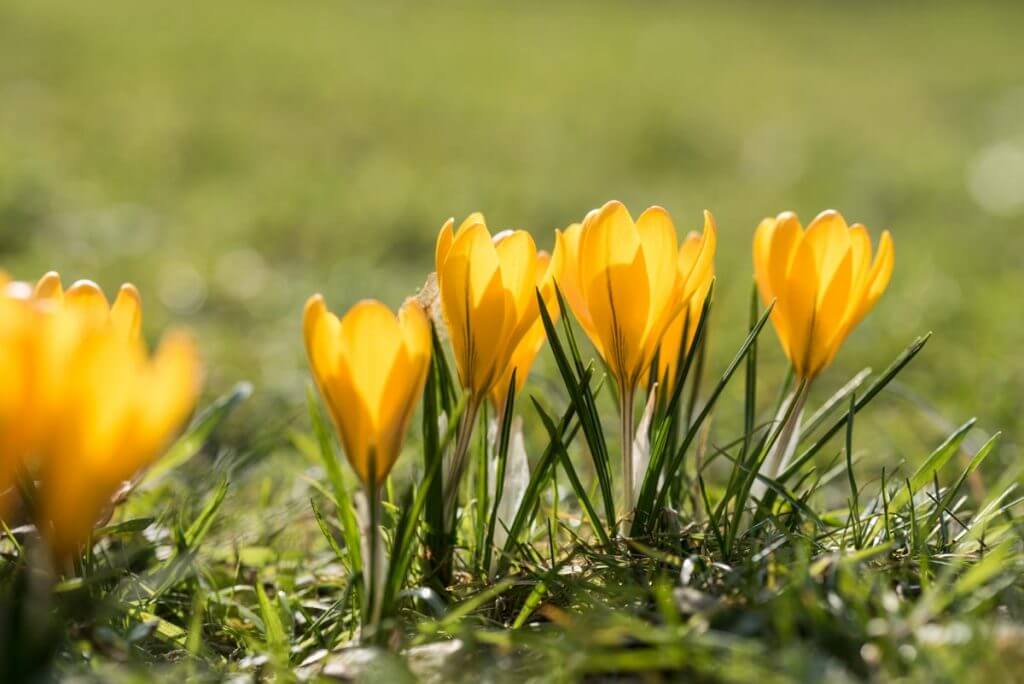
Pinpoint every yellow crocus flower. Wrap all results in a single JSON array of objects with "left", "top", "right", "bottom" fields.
[
  {"left": 0, "top": 273, "right": 201, "bottom": 558},
  {"left": 435, "top": 215, "right": 544, "bottom": 401},
  {"left": 656, "top": 230, "right": 716, "bottom": 392},
  {"left": 434, "top": 214, "right": 548, "bottom": 517},
  {"left": 556, "top": 200, "right": 717, "bottom": 394},
  {"left": 303, "top": 295, "right": 431, "bottom": 488},
  {"left": 753, "top": 210, "right": 894, "bottom": 380}
]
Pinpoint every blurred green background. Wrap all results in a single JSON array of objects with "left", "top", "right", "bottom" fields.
[{"left": 1, "top": 1, "right": 1021, "bottom": 466}]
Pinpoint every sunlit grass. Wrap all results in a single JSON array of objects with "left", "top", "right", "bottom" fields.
[{"left": 1, "top": 1, "right": 1023, "bottom": 681}]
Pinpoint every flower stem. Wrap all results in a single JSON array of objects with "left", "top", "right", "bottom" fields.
[
  {"left": 444, "top": 396, "right": 481, "bottom": 530},
  {"left": 363, "top": 483, "right": 384, "bottom": 644},
  {"left": 620, "top": 385, "right": 635, "bottom": 536},
  {"left": 753, "top": 381, "right": 810, "bottom": 502}
]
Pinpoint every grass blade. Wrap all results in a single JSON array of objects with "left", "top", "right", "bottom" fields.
[
  {"left": 483, "top": 374, "right": 517, "bottom": 573},
  {"left": 889, "top": 417, "right": 975, "bottom": 511},
  {"left": 539, "top": 286, "right": 616, "bottom": 529}
]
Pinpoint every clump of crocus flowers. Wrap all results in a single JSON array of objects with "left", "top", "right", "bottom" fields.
[
  {"left": 0, "top": 204, "right": 893, "bottom": 567},
  {"left": 303, "top": 202, "right": 891, "bottom": 555},
  {"left": 0, "top": 271, "right": 201, "bottom": 561},
  {"left": 0, "top": 198, "right": 896, "bottom": 652}
]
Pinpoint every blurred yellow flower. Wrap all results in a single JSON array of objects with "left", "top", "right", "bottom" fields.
[
  {"left": 303, "top": 295, "right": 431, "bottom": 488},
  {"left": 656, "top": 231, "right": 716, "bottom": 392},
  {"left": 435, "top": 215, "right": 543, "bottom": 400},
  {"left": 0, "top": 275, "right": 42, "bottom": 515},
  {"left": 41, "top": 327, "right": 200, "bottom": 557},
  {"left": 34, "top": 270, "right": 142, "bottom": 339},
  {"left": 0, "top": 273, "right": 201, "bottom": 558},
  {"left": 556, "top": 200, "right": 717, "bottom": 394},
  {"left": 753, "top": 210, "right": 894, "bottom": 380}
]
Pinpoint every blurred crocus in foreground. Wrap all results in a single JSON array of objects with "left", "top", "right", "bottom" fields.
[
  {"left": 435, "top": 214, "right": 547, "bottom": 515},
  {"left": 556, "top": 200, "right": 716, "bottom": 522},
  {"left": 303, "top": 295, "right": 431, "bottom": 488},
  {"left": 1, "top": 272, "right": 201, "bottom": 560},
  {"left": 752, "top": 210, "right": 894, "bottom": 495}
]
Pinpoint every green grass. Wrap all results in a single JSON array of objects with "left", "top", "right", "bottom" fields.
[{"left": 1, "top": 1, "right": 1023, "bottom": 681}]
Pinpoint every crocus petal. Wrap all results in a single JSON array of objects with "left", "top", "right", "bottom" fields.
[
  {"left": 580, "top": 201, "right": 651, "bottom": 387},
  {"left": 646, "top": 210, "right": 715, "bottom": 376},
  {"left": 303, "top": 294, "right": 343, "bottom": 382},
  {"left": 134, "top": 329, "right": 201, "bottom": 459},
  {"left": 657, "top": 229, "right": 715, "bottom": 390},
  {"left": 783, "top": 235, "right": 819, "bottom": 377},
  {"left": 111, "top": 283, "right": 143, "bottom": 339},
  {"left": 399, "top": 296, "right": 432, "bottom": 371},
  {"left": 331, "top": 353, "right": 376, "bottom": 483},
  {"left": 457, "top": 212, "right": 486, "bottom": 236},
  {"left": 847, "top": 225, "right": 873, "bottom": 285},
  {"left": 679, "top": 211, "right": 717, "bottom": 303},
  {"left": 435, "top": 219, "right": 455, "bottom": 281},
  {"left": 753, "top": 219, "right": 776, "bottom": 301},
  {"left": 35, "top": 271, "right": 64, "bottom": 303},
  {"left": 809, "top": 250, "right": 853, "bottom": 376},
  {"left": 861, "top": 230, "right": 895, "bottom": 316},
  {"left": 494, "top": 229, "right": 539, "bottom": 343},
  {"left": 804, "top": 209, "right": 851, "bottom": 288},
  {"left": 377, "top": 299, "right": 432, "bottom": 472},
  {"left": 552, "top": 223, "right": 594, "bottom": 336},
  {"left": 635, "top": 205, "right": 680, "bottom": 335},
  {"left": 763, "top": 212, "right": 803, "bottom": 361},
  {"left": 767, "top": 212, "right": 802, "bottom": 302},
  {"left": 65, "top": 280, "right": 111, "bottom": 327}
]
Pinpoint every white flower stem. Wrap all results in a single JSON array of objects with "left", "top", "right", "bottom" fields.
[
  {"left": 753, "top": 381, "right": 810, "bottom": 502},
  {"left": 620, "top": 385, "right": 635, "bottom": 536},
  {"left": 444, "top": 396, "right": 481, "bottom": 529}
]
